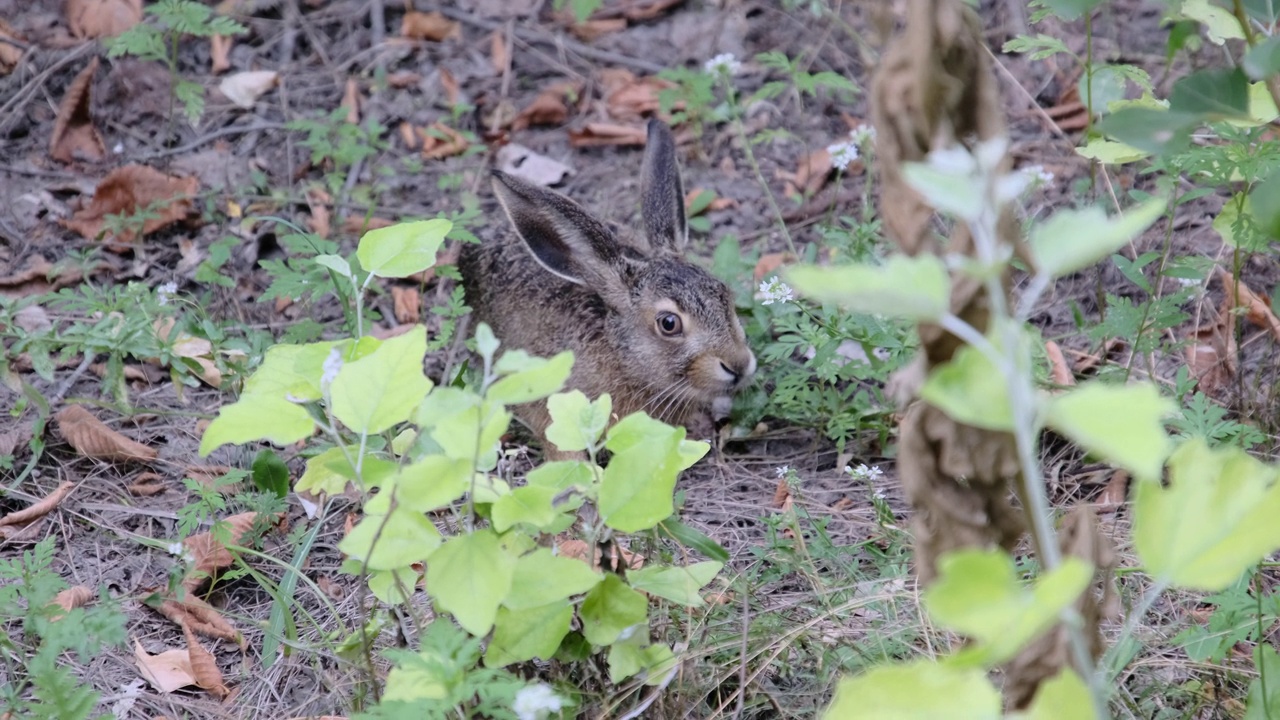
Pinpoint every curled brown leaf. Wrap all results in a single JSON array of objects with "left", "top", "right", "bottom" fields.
[
  {"left": 0, "top": 481, "right": 76, "bottom": 527},
  {"left": 56, "top": 405, "right": 158, "bottom": 461}
]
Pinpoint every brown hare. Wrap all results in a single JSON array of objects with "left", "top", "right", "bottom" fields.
[{"left": 459, "top": 119, "right": 756, "bottom": 447}]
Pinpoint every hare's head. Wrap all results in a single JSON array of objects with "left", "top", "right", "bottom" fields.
[{"left": 490, "top": 119, "right": 755, "bottom": 418}]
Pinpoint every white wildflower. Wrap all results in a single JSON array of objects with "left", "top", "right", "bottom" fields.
[
  {"left": 925, "top": 145, "right": 976, "bottom": 175},
  {"left": 994, "top": 172, "right": 1031, "bottom": 205},
  {"left": 1022, "top": 164, "right": 1054, "bottom": 187},
  {"left": 156, "top": 281, "right": 178, "bottom": 306},
  {"left": 320, "top": 346, "right": 343, "bottom": 392},
  {"left": 166, "top": 542, "right": 185, "bottom": 556},
  {"left": 775, "top": 465, "right": 791, "bottom": 478},
  {"left": 827, "top": 141, "right": 859, "bottom": 172},
  {"left": 849, "top": 125, "right": 876, "bottom": 146},
  {"left": 703, "top": 53, "right": 742, "bottom": 76},
  {"left": 758, "top": 276, "right": 794, "bottom": 306},
  {"left": 845, "top": 464, "right": 884, "bottom": 482},
  {"left": 873, "top": 489, "right": 887, "bottom": 500},
  {"left": 513, "top": 683, "right": 564, "bottom": 720}
]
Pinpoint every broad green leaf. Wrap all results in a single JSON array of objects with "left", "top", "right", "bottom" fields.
[
  {"left": 1244, "top": 0, "right": 1280, "bottom": 24},
  {"left": 475, "top": 322, "right": 500, "bottom": 363},
  {"left": 1179, "top": 0, "right": 1244, "bottom": 44},
  {"left": 656, "top": 518, "right": 730, "bottom": 563},
  {"left": 1030, "top": 197, "right": 1167, "bottom": 279},
  {"left": 504, "top": 548, "right": 602, "bottom": 610},
  {"left": 491, "top": 485, "right": 563, "bottom": 532},
  {"left": 580, "top": 574, "right": 648, "bottom": 646},
  {"left": 676, "top": 438, "right": 710, "bottom": 471},
  {"left": 627, "top": 561, "right": 722, "bottom": 607},
  {"left": 1046, "top": 382, "right": 1174, "bottom": 482},
  {"left": 1075, "top": 137, "right": 1149, "bottom": 164},
  {"left": 414, "top": 386, "right": 481, "bottom": 428},
  {"left": 382, "top": 647, "right": 448, "bottom": 701},
  {"left": 1226, "top": 82, "right": 1280, "bottom": 128},
  {"left": 1095, "top": 107, "right": 1196, "bottom": 155},
  {"left": 599, "top": 413, "right": 685, "bottom": 532},
  {"left": 1249, "top": 171, "right": 1280, "bottom": 240},
  {"left": 338, "top": 507, "right": 442, "bottom": 571},
  {"left": 1041, "top": 0, "right": 1104, "bottom": 20},
  {"left": 484, "top": 601, "right": 574, "bottom": 667},
  {"left": 545, "top": 391, "right": 611, "bottom": 452},
  {"left": 200, "top": 395, "right": 314, "bottom": 455},
  {"left": 252, "top": 449, "right": 289, "bottom": 498},
  {"left": 822, "top": 661, "right": 1001, "bottom": 720},
  {"left": 1021, "top": 669, "right": 1098, "bottom": 720},
  {"left": 1081, "top": 64, "right": 1132, "bottom": 114},
  {"left": 527, "top": 460, "right": 596, "bottom": 493},
  {"left": 1244, "top": 643, "right": 1280, "bottom": 720},
  {"left": 1169, "top": 66, "right": 1250, "bottom": 119},
  {"left": 470, "top": 473, "right": 511, "bottom": 504},
  {"left": 426, "top": 529, "right": 516, "bottom": 636},
  {"left": 1135, "top": 438, "right": 1280, "bottom": 591},
  {"left": 920, "top": 343, "right": 1012, "bottom": 431},
  {"left": 314, "top": 254, "right": 352, "bottom": 279},
  {"left": 331, "top": 327, "right": 433, "bottom": 435},
  {"left": 924, "top": 549, "right": 1092, "bottom": 667},
  {"left": 368, "top": 567, "right": 419, "bottom": 605},
  {"left": 365, "top": 455, "right": 471, "bottom": 514},
  {"left": 608, "top": 638, "right": 676, "bottom": 684},
  {"left": 295, "top": 446, "right": 397, "bottom": 496},
  {"left": 487, "top": 351, "right": 573, "bottom": 405},
  {"left": 900, "top": 162, "right": 982, "bottom": 222},
  {"left": 236, "top": 341, "right": 339, "bottom": 405},
  {"left": 430, "top": 400, "right": 511, "bottom": 470},
  {"left": 356, "top": 218, "right": 451, "bottom": 278},
  {"left": 786, "top": 254, "right": 950, "bottom": 322},
  {"left": 1213, "top": 194, "right": 1268, "bottom": 250}
]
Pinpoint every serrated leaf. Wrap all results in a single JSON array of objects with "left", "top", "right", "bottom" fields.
[
  {"left": 786, "top": 254, "right": 950, "bottom": 322},
  {"left": 425, "top": 529, "right": 515, "bottom": 636},
  {"left": 920, "top": 343, "right": 1012, "bottom": 431},
  {"left": 331, "top": 328, "right": 433, "bottom": 435},
  {"left": 484, "top": 601, "right": 574, "bottom": 667},
  {"left": 356, "top": 218, "right": 451, "bottom": 279},
  {"left": 487, "top": 351, "right": 573, "bottom": 405},
  {"left": 1135, "top": 438, "right": 1280, "bottom": 591},
  {"left": 580, "top": 574, "right": 648, "bottom": 646},
  {"left": 822, "top": 661, "right": 1001, "bottom": 720},
  {"left": 1045, "top": 382, "right": 1174, "bottom": 482},
  {"left": 627, "top": 561, "right": 722, "bottom": 607},
  {"left": 1031, "top": 197, "right": 1167, "bottom": 279},
  {"left": 338, "top": 507, "right": 442, "bottom": 571},
  {"left": 545, "top": 391, "right": 611, "bottom": 452},
  {"left": 924, "top": 549, "right": 1092, "bottom": 667},
  {"left": 505, "top": 548, "right": 602, "bottom": 610}
]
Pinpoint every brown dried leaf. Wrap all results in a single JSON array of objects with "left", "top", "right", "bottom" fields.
[
  {"left": 183, "top": 464, "right": 238, "bottom": 490},
  {"left": 1096, "top": 470, "right": 1128, "bottom": 512},
  {"left": 419, "top": 122, "right": 469, "bottom": 160},
  {"left": 390, "top": 286, "right": 421, "bottom": 324},
  {"left": 53, "top": 585, "right": 93, "bottom": 613},
  {"left": 182, "top": 511, "right": 281, "bottom": 592},
  {"left": 0, "top": 20, "right": 25, "bottom": 75},
  {"left": 219, "top": 70, "right": 278, "bottom": 109},
  {"left": 401, "top": 11, "right": 459, "bottom": 41},
  {"left": 154, "top": 594, "right": 242, "bottom": 643},
  {"left": 557, "top": 538, "right": 644, "bottom": 572},
  {"left": 439, "top": 68, "right": 460, "bottom": 107},
  {"left": 49, "top": 57, "right": 105, "bottom": 163},
  {"left": 771, "top": 478, "right": 790, "bottom": 508},
  {"left": 398, "top": 121, "right": 419, "bottom": 150},
  {"left": 489, "top": 28, "right": 508, "bottom": 75},
  {"left": 128, "top": 471, "right": 167, "bottom": 496},
  {"left": 567, "top": 122, "right": 647, "bottom": 148},
  {"left": 341, "top": 78, "right": 361, "bottom": 125},
  {"left": 512, "top": 82, "right": 577, "bottom": 131},
  {"left": 605, "top": 73, "right": 676, "bottom": 121},
  {"left": 569, "top": 18, "right": 626, "bottom": 41},
  {"left": 684, "top": 188, "right": 735, "bottom": 215},
  {"left": 62, "top": 165, "right": 199, "bottom": 245},
  {"left": 305, "top": 186, "right": 331, "bottom": 239},
  {"left": 1220, "top": 269, "right": 1280, "bottom": 341},
  {"left": 1044, "top": 340, "right": 1074, "bottom": 388},
  {"left": 183, "top": 625, "right": 230, "bottom": 698},
  {"left": 752, "top": 252, "right": 796, "bottom": 282},
  {"left": 56, "top": 405, "right": 158, "bottom": 461},
  {"left": 66, "top": 0, "right": 142, "bottom": 39},
  {"left": 387, "top": 70, "right": 421, "bottom": 88},
  {"left": 782, "top": 148, "right": 832, "bottom": 199},
  {"left": 1186, "top": 294, "right": 1237, "bottom": 396},
  {"left": 0, "top": 421, "right": 34, "bottom": 458},
  {"left": 210, "top": 34, "right": 233, "bottom": 74},
  {"left": 341, "top": 215, "right": 395, "bottom": 236},
  {"left": 0, "top": 481, "right": 75, "bottom": 527},
  {"left": 134, "top": 639, "right": 197, "bottom": 694}
]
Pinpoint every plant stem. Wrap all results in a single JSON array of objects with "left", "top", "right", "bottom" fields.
[{"left": 725, "top": 83, "right": 797, "bottom": 256}]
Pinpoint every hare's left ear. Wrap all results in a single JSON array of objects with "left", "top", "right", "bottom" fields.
[{"left": 640, "top": 119, "right": 687, "bottom": 253}]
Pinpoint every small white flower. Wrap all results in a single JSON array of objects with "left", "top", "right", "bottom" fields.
[
  {"left": 775, "top": 465, "right": 791, "bottom": 478},
  {"left": 156, "top": 281, "right": 178, "bottom": 306},
  {"left": 994, "top": 172, "right": 1031, "bottom": 206},
  {"left": 845, "top": 464, "right": 884, "bottom": 481},
  {"left": 703, "top": 53, "right": 742, "bottom": 76},
  {"left": 873, "top": 489, "right": 887, "bottom": 500},
  {"left": 926, "top": 145, "right": 976, "bottom": 175},
  {"left": 112, "top": 142, "right": 124, "bottom": 154},
  {"left": 320, "top": 347, "right": 343, "bottom": 392},
  {"left": 758, "top": 276, "right": 794, "bottom": 306},
  {"left": 1021, "top": 164, "right": 1054, "bottom": 187},
  {"left": 849, "top": 125, "right": 876, "bottom": 146},
  {"left": 513, "top": 683, "right": 564, "bottom": 720},
  {"left": 166, "top": 542, "right": 185, "bottom": 556},
  {"left": 827, "top": 141, "right": 859, "bottom": 172}
]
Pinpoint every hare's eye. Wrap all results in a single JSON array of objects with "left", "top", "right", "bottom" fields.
[{"left": 656, "top": 312, "right": 683, "bottom": 336}]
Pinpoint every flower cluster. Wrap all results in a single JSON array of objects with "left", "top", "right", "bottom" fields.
[
  {"left": 758, "top": 276, "right": 794, "bottom": 305},
  {"left": 845, "top": 463, "right": 884, "bottom": 482},
  {"left": 513, "top": 684, "right": 565, "bottom": 720},
  {"left": 827, "top": 141, "right": 859, "bottom": 172},
  {"left": 156, "top": 281, "right": 178, "bottom": 306},
  {"left": 703, "top": 53, "right": 742, "bottom": 76}
]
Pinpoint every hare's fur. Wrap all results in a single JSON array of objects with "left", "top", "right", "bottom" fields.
[{"left": 459, "top": 120, "right": 755, "bottom": 441}]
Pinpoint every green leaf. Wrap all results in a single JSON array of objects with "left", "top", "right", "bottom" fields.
[
  {"left": 245, "top": 341, "right": 340, "bottom": 402},
  {"left": 338, "top": 507, "right": 442, "bottom": 571},
  {"left": 1095, "top": 107, "right": 1196, "bottom": 155},
  {"left": 923, "top": 549, "right": 1092, "bottom": 667},
  {"left": 1022, "top": 669, "right": 1098, "bottom": 720},
  {"left": 1179, "top": 0, "right": 1245, "bottom": 44},
  {"left": 1245, "top": 36, "right": 1280, "bottom": 80},
  {"left": 527, "top": 460, "right": 596, "bottom": 493},
  {"left": 1249, "top": 171, "right": 1280, "bottom": 240},
  {"left": 200, "top": 395, "right": 315, "bottom": 455},
  {"left": 251, "top": 449, "right": 289, "bottom": 498},
  {"left": 429, "top": 400, "right": 511, "bottom": 470},
  {"left": 505, "top": 548, "right": 603, "bottom": 609},
  {"left": 822, "top": 661, "right": 1001, "bottom": 720},
  {"left": 580, "top": 574, "right": 648, "bottom": 646},
  {"left": 484, "top": 601, "right": 574, "bottom": 667},
  {"left": 1135, "top": 438, "right": 1280, "bottom": 591},
  {"left": 331, "top": 327, "right": 433, "bottom": 435},
  {"left": 365, "top": 455, "right": 471, "bottom": 514},
  {"left": 314, "top": 254, "right": 352, "bottom": 279},
  {"left": 425, "top": 529, "right": 516, "bottom": 636},
  {"left": 475, "top": 322, "right": 500, "bottom": 364},
  {"left": 356, "top": 218, "right": 451, "bottom": 279},
  {"left": 900, "top": 162, "right": 982, "bottom": 221},
  {"left": 1045, "top": 382, "right": 1174, "bottom": 482},
  {"left": 627, "top": 561, "right": 722, "bottom": 607},
  {"left": 487, "top": 351, "right": 574, "bottom": 405},
  {"left": 368, "top": 567, "right": 419, "bottom": 605},
  {"left": 599, "top": 414, "right": 686, "bottom": 532},
  {"left": 1075, "top": 137, "right": 1150, "bottom": 164},
  {"left": 1226, "top": 82, "right": 1280, "bottom": 128},
  {"left": 1082, "top": 64, "right": 1132, "bottom": 114},
  {"left": 920, "top": 343, "right": 1012, "bottom": 431},
  {"left": 545, "top": 391, "right": 611, "bottom": 452},
  {"left": 1244, "top": 0, "right": 1280, "bottom": 24},
  {"left": 295, "top": 445, "right": 397, "bottom": 495},
  {"left": 1169, "top": 66, "right": 1250, "bottom": 119},
  {"left": 1031, "top": 197, "right": 1167, "bottom": 279},
  {"left": 1245, "top": 643, "right": 1280, "bottom": 720},
  {"left": 656, "top": 517, "right": 730, "bottom": 563},
  {"left": 786, "top": 254, "right": 950, "bottom": 322},
  {"left": 1041, "top": 0, "right": 1105, "bottom": 20},
  {"left": 491, "top": 485, "right": 564, "bottom": 532},
  {"left": 608, "top": 637, "right": 676, "bottom": 684}
]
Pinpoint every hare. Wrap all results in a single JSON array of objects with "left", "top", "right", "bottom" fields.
[{"left": 459, "top": 119, "right": 756, "bottom": 447}]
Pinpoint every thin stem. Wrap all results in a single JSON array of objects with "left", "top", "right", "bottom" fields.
[{"left": 724, "top": 81, "right": 796, "bottom": 255}]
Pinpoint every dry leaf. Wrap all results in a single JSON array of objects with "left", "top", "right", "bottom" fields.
[
  {"left": 605, "top": 73, "right": 676, "bottom": 121},
  {"left": 56, "top": 405, "right": 158, "bottom": 462},
  {"left": 1096, "top": 470, "right": 1128, "bottom": 511},
  {"left": 569, "top": 18, "right": 627, "bottom": 41},
  {"left": 62, "top": 165, "right": 199, "bottom": 245},
  {"left": 391, "top": 286, "right": 421, "bottom": 324},
  {"left": 341, "top": 216, "right": 395, "bottom": 235},
  {"left": 210, "top": 34, "right": 233, "bottom": 73},
  {"left": 66, "top": 0, "right": 142, "bottom": 38},
  {"left": 401, "top": 11, "right": 459, "bottom": 41},
  {"left": 219, "top": 70, "right": 278, "bottom": 109},
  {"left": 831, "top": 497, "right": 855, "bottom": 512},
  {"left": 557, "top": 538, "right": 644, "bottom": 572},
  {"left": 183, "top": 625, "right": 230, "bottom": 698},
  {"left": 567, "top": 122, "right": 647, "bottom": 148},
  {"left": 1044, "top": 340, "right": 1074, "bottom": 388},
  {"left": 0, "top": 421, "right": 34, "bottom": 458},
  {"left": 418, "top": 122, "right": 469, "bottom": 160},
  {"left": 772, "top": 478, "right": 789, "bottom": 508},
  {"left": 489, "top": 28, "right": 508, "bottom": 74},
  {"left": 782, "top": 148, "right": 833, "bottom": 198},
  {"left": 305, "top": 186, "right": 332, "bottom": 239},
  {"left": 1187, "top": 294, "right": 1237, "bottom": 396},
  {"left": 135, "top": 640, "right": 198, "bottom": 694},
  {"left": 512, "top": 82, "right": 577, "bottom": 131},
  {"left": 398, "top": 121, "right": 419, "bottom": 150},
  {"left": 154, "top": 594, "right": 241, "bottom": 643},
  {"left": 182, "top": 511, "right": 281, "bottom": 592},
  {"left": 341, "top": 78, "right": 361, "bottom": 124},
  {"left": 53, "top": 585, "right": 93, "bottom": 613},
  {"left": 0, "top": 481, "right": 75, "bottom": 527},
  {"left": 49, "top": 57, "right": 106, "bottom": 163},
  {"left": 439, "top": 68, "right": 460, "bottom": 107},
  {"left": 386, "top": 70, "right": 421, "bottom": 88},
  {"left": 497, "top": 143, "right": 574, "bottom": 187},
  {"left": 1220, "top": 269, "right": 1280, "bottom": 341},
  {"left": 752, "top": 252, "right": 796, "bottom": 282},
  {"left": 90, "top": 362, "right": 166, "bottom": 383},
  {"left": 183, "top": 465, "right": 238, "bottom": 490},
  {"left": 128, "top": 472, "right": 167, "bottom": 496},
  {"left": 0, "top": 20, "right": 25, "bottom": 75}
]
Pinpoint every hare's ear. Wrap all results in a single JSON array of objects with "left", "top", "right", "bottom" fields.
[
  {"left": 490, "top": 170, "right": 629, "bottom": 293},
  {"left": 640, "top": 119, "right": 687, "bottom": 253}
]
